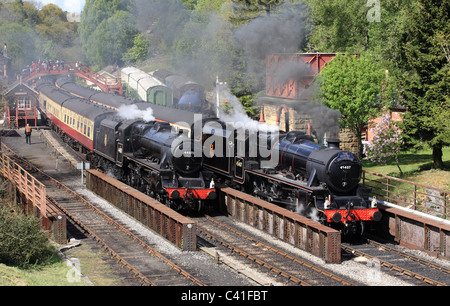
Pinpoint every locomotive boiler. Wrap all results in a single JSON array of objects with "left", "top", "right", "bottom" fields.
[
  {"left": 277, "top": 132, "right": 361, "bottom": 195},
  {"left": 130, "top": 121, "right": 202, "bottom": 177}
]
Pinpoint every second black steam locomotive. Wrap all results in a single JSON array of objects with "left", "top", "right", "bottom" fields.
[{"left": 200, "top": 119, "right": 381, "bottom": 235}]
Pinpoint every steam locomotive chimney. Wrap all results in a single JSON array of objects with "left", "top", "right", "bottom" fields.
[{"left": 327, "top": 139, "right": 341, "bottom": 149}]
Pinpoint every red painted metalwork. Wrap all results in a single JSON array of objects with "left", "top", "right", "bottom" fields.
[
  {"left": 0, "top": 144, "right": 67, "bottom": 244},
  {"left": 266, "top": 53, "right": 337, "bottom": 100},
  {"left": 322, "top": 208, "right": 380, "bottom": 223},
  {"left": 22, "top": 63, "right": 122, "bottom": 95},
  {"left": 258, "top": 106, "right": 265, "bottom": 123},
  {"left": 45, "top": 110, "right": 94, "bottom": 150},
  {"left": 166, "top": 188, "right": 216, "bottom": 200}
]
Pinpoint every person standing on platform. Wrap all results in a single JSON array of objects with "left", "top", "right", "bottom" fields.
[{"left": 25, "top": 124, "right": 32, "bottom": 144}]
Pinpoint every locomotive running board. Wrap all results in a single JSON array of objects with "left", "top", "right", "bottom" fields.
[{"left": 246, "top": 169, "right": 323, "bottom": 192}]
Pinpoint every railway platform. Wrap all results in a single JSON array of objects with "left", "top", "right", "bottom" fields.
[{"left": 1, "top": 126, "right": 77, "bottom": 174}]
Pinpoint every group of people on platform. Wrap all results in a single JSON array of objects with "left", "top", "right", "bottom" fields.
[{"left": 21, "top": 60, "right": 82, "bottom": 78}]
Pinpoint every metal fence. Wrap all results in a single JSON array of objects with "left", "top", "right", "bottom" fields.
[{"left": 362, "top": 170, "right": 449, "bottom": 219}]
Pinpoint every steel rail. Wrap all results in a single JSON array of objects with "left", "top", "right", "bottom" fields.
[
  {"left": 365, "top": 238, "right": 450, "bottom": 275},
  {"left": 197, "top": 224, "right": 312, "bottom": 286},
  {"left": 204, "top": 215, "right": 356, "bottom": 286},
  {"left": 46, "top": 196, "right": 155, "bottom": 286},
  {"left": 341, "top": 244, "right": 447, "bottom": 286}
]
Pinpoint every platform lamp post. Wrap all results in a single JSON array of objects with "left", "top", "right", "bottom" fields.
[
  {"left": 216, "top": 75, "right": 226, "bottom": 118},
  {"left": 77, "top": 161, "right": 90, "bottom": 186}
]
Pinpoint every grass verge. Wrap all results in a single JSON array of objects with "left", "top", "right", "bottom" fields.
[{"left": 362, "top": 147, "right": 450, "bottom": 190}]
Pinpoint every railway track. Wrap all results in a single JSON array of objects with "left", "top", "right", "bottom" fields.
[
  {"left": 342, "top": 237, "right": 450, "bottom": 286},
  {"left": 2, "top": 143, "right": 205, "bottom": 286},
  {"left": 196, "top": 214, "right": 359, "bottom": 286}
]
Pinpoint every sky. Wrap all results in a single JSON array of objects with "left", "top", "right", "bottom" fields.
[{"left": 37, "top": 0, "right": 85, "bottom": 13}]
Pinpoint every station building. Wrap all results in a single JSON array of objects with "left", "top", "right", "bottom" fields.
[{"left": 2, "top": 81, "right": 39, "bottom": 128}]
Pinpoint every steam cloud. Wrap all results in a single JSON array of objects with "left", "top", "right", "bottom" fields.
[
  {"left": 234, "top": 2, "right": 308, "bottom": 75},
  {"left": 295, "top": 101, "right": 342, "bottom": 141},
  {"left": 218, "top": 83, "right": 279, "bottom": 133},
  {"left": 132, "top": 1, "right": 339, "bottom": 140},
  {"left": 118, "top": 104, "right": 155, "bottom": 122},
  {"left": 133, "top": 1, "right": 308, "bottom": 84}
]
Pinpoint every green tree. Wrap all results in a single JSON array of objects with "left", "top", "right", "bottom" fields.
[
  {"left": 304, "top": 0, "right": 370, "bottom": 52},
  {"left": 180, "top": 0, "right": 200, "bottom": 10},
  {"left": 84, "top": 10, "right": 138, "bottom": 68},
  {"left": 399, "top": 0, "right": 450, "bottom": 169},
  {"left": 79, "top": 0, "right": 134, "bottom": 66},
  {"left": 304, "top": 0, "right": 415, "bottom": 65},
  {"left": 122, "top": 33, "right": 149, "bottom": 64},
  {"left": 36, "top": 4, "right": 76, "bottom": 47},
  {"left": 0, "top": 22, "right": 39, "bottom": 72},
  {"left": 364, "top": 0, "right": 415, "bottom": 70},
  {"left": 316, "top": 54, "right": 385, "bottom": 157},
  {"left": 194, "top": 0, "right": 230, "bottom": 12},
  {"left": 6, "top": 0, "right": 40, "bottom": 26},
  {"left": 0, "top": 204, "right": 54, "bottom": 268},
  {"left": 230, "top": 0, "right": 283, "bottom": 25},
  {"left": 0, "top": 0, "right": 81, "bottom": 74}
]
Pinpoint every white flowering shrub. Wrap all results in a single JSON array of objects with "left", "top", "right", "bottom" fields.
[{"left": 363, "top": 113, "right": 403, "bottom": 174}]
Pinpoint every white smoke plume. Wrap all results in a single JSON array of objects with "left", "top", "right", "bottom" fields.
[
  {"left": 117, "top": 104, "right": 155, "bottom": 122},
  {"left": 218, "top": 84, "right": 279, "bottom": 133}
]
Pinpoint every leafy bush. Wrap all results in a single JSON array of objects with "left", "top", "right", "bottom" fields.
[{"left": 0, "top": 204, "right": 55, "bottom": 269}]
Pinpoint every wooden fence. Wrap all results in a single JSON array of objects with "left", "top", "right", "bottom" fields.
[{"left": 0, "top": 151, "right": 46, "bottom": 216}]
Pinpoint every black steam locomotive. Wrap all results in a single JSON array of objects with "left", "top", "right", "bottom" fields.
[
  {"left": 96, "top": 117, "right": 216, "bottom": 210},
  {"left": 200, "top": 119, "right": 381, "bottom": 235},
  {"left": 36, "top": 79, "right": 216, "bottom": 211}
]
